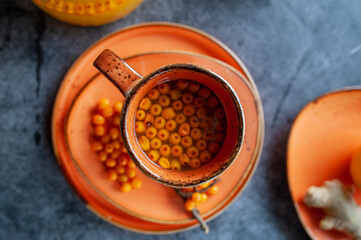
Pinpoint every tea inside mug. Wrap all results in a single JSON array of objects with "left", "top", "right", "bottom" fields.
[{"left": 134, "top": 79, "right": 227, "bottom": 171}]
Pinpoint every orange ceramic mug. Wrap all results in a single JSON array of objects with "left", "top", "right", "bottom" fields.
[{"left": 93, "top": 49, "right": 245, "bottom": 187}]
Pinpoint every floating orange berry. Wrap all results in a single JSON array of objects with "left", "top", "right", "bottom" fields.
[
  {"left": 209, "top": 142, "right": 221, "bottom": 154},
  {"left": 181, "top": 136, "right": 192, "bottom": 148},
  {"left": 170, "top": 89, "right": 181, "bottom": 100},
  {"left": 148, "top": 88, "right": 160, "bottom": 100},
  {"left": 158, "top": 157, "right": 170, "bottom": 169},
  {"left": 120, "top": 182, "right": 132, "bottom": 192},
  {"left": 161, "top": 107, "right": 176, "bottom": 119},
  {"left": 190, "top": 128, "right": 202, "bottom": 140},
  {"left": 158, "top": 95, "right": 171, "bottom": 107},
  {"left": 158, "top": 83, "right": 171, "bottom": 94},
  {"left": 170, "top": 160, "right": 181, "bottom": 171},
  {"left": 138, "top": 136, "right": 150, "bottom": 151},
  {"left": 178, "top": 123, "right": 190, "bottom": 136},
  {"left": 171, "top": 145, "right": 183, "bottom": 157},
  {"left": 159, "top": 144, "right": 171, "bottom": 157},
  {"left": 150, "top": 104, "right": 162, "bottom": 116},
  {"left": 139, "top": 97, "right": 151, "bottom": 110},
  {"left": 196, "top": 139, "right": 207, "bottom": 151},
  {"left": 183, "top": 104, "right": 196, "bottom": 117},
  {"left": 148, "top": 150, "right": 160, "bottom": 162},
  {"left": 200, "top": 150, "right": 212, "bottom": 163},
  {"left": 100, "top": 134, "right": 111, "bottom": 144},
  {"left": 190, "top": 158, "right": 201, "bottom": 168},
  {"left": 107, "top": 169, "right": 118, "bottom": 181},
  {"left": 102, "top": 107, "right": 114, "bottom": 117},
  {"left": 125, "top": 168, "right": 136, "bottom": 179},
  {"left": 185, "top": 199, "right": 196, "bottom": 211},
  {"left": 98, "top": 151, "right": 108, "bottom": 162},
  {"left": 94, "top": 125, "right": 106, "bottom": 136},
  {"left": 146, "top": 126, "right": 157, "bottom": 139},
  {"left": 104, "top": 143, "right": 114, "bottom": 153},
  {"left": 187, "top": 146, "right": 199, "bottom": 158},
  {"left": 97, "top": 98, "right": 110, "bottom": 110},
  {"left": 182, "top": 92, "right": 194, "bottom": 104},
  {"left": 169, "top": 133, "right": 181, "bottom": 145},
  {"left": 194, "top": 97, "right": 206, "bottom": 108},
  {"left": 188, "top": 82, "right": 200, "bottom": 93},
  {"left": 157, "top": 129, "right": 169, "bottom": 141},
  {"left": 109, "top": 127, "right": 119, "bottom": 139},
  {"left": 176, "top": 80, "right": 188, "bottom": 90},
  {"left": 208, "top": 96, "right": 219, "bottom": 108},
  {"left": 105, "top": 158, "right": 117, "bottom": 168},
  {"left": 150, "top": 138, "right": 162, "bottom": 149},
  {"left": 198, "top": 88, "right": 211, "bottom": 99},
  {"left": 135, "top": 121, "right": 146, "bottom": 133},
  {"left": 172, "top": 100, "right": 184, "bottom": 111},
  {"left": 165, "top": 119, "right": 177, "bottom": 131},
  {"left": 131, "top": 178, "right": 142, "bottom": 189},
  {"left": 136, "top": 109, "right": 146, "bottom": 120},
  {"left": 191, "top": 192, "right": 202, "bottom": 202},
  {"left": 179, "top": 153, "right": 190, "bottom": 166},
  {"left": 189, "top": 116, "right": 200, "bottom": 128},
  {"left": 144, "top": 113, "right": 154, "bottom": 127},
  {"left": 215, "top": 108, "right": 225, "bottom": 119},
  {"left": 175, "top": 113, "right": 186, "bottom": 124},
  {"left": 154, "top": 117, "right": 166, "bottom": 129}
]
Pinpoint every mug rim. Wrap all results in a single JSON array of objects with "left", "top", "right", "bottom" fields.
[{"left": 120, "top": 63, "right": 245, "bottom": 187}]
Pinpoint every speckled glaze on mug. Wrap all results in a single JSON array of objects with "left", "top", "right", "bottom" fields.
[{"left": 93, "top": 49, "right": 244, "bottom": 187}]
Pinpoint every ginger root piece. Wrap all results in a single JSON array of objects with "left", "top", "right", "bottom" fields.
[{"left": 304, "top": 179, "right": 361, "bottom": 239}]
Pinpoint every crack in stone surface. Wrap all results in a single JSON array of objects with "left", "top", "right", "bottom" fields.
[{"left": 34, "top": 10, "right": 46, "bottom": 97}]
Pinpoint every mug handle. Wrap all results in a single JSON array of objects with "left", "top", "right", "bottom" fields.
[{"left": 93, "top": 49, "right": 143, "bottom": 96}]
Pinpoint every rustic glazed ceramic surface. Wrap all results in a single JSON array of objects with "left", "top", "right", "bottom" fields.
[{"left": 288, "top": 88, "right": 361, "bottom": 240}]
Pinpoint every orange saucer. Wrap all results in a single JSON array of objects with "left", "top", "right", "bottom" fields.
[
  {"left": 52, "top": 22, "right": 264, "bottom": 233},
  {"left": 288, "top": 88, "right": 361, "bottom": 240}
]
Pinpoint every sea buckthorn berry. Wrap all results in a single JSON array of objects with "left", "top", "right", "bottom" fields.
[
  {"left": 105, "top": 143, "right": 114, "bottom": 153},
  {"left": 209, "top": 142, "right": 221, "bottom": 154},
  {"left": 199, "top": 181, "right": 211, "bottom": 189},
  {"left": 158, "top": 95, "right": 171, "bottom": 107},
  {"left": 187, "top": 146, "right": 199, "bottom": 158},
  {"left": 150, "top": 138, "right": 162, "bottom": 149},
  {"left": 157, "top": 129, "right": 170, "bottom": 141},
  {"left": 111, "top": 150, "right": 121, "bottom": 159},
  {"left": 172, "top": 100, "right": 184, "bottom": 111},
  {"left": 127, "top": 160, "right": 136, "bottom": 168},
  {"left": 170, "top": 160, "right": 181, "bottom": 171},
  {"left": 91, "top": 141, "right": 103, "bottom": 151},
  {"left": 190, "top": 128, "right": 202, "bottom": 140},
  {"left": 120, "top": 146, "right": 128, "bottom": 153},
  {"left": 125, "top": 168, "right": 136, "bottom": 179},
  {"left": 183, "top": 104, "right": 196, "bottom": 117},
  {"left": 94, "top": 125, "right": 106, "bottom": 136},
  {"left": 118, "top": 174, "right": 129, "bottom": 183},
  {"left": 148, "top": 88, "right": 160, "bottom": 100},
  {"left": 199, "top": 150, "right": 212, "bottom": 163},
  {"left": 165, "top": 120, "right": 177, "bottom": 131},
  {"left": 138, "top": 136, "right": 150, "bottom": 151},
  {"left": 215, "top": 133, "right": 225, "bottom": 142},
  {"left": 158, "top": 157, "right": 170, "bottom": 169},
  {"left": 203, "top": 131, "right": 213, "bottom": 141},
  {"left": 154, "top": 117, "right": 166, "bottom": 129},
  {"left": 176, "top": 80, "right": 189, "bottom": 90},
  {"left": 190, "top": 158, "right": 201, "bottom": 168},
  {"left": 92, "top": 114, "right": 105, "bottom": 125},
  {"left": 107, "top": 169, "right": 118, "bottom": 181},
  {"left": 179, "top": 154, "right": 190, "bottom": 166},
  {"left": 178, "top": 123, "right": 190, "bottom": 136},
  {"left": 105, "top": 158, "right": 117, "bottom": 168},
  {"left": 112, "top": 140, "right": 121, "bottom": 149},
  {"left": 170, "top": 89, "right": 182, "bottom": 100},
  {"left": 175, "top": 113, "right": 186, "bottom": 124},
  {"left": 171, "top": 145, "right": 183, "bottom": 157},
  {"left": 200, "top": 119, "right": 212, "bottom": 131},
  {"left": 196, "top": 108, "right": 208, "bottom": 119},
  {"left": 189, "top": 116, "right": 200, "bottom": 128},
  {"left": 196, "top": 139, "right": 207, "bottom": 151},
  {"left": 198, "top": 88, "right": 211, "bottom": 99},
  {"left": 158, "top": 83, "right": 171, "bottom": 94},
  {"left": 194, "top": 97, "right": 206, "bottom": 108},
  {"left": 115, "top": 165, "right": 125, "bottom": 174},
  {"left": 191, "top": 192, "right": 202, "bottom": 202},
  {"left": 148, "top": 150, "right": 160, "bottom": 162},
  {"left": 136, "top": 109, "right": 146, "bottom": 120},
  {"left": 98, "top": 151, "right": 108, "bottom": 162},
  {"left": 181, "top": 136, "right": 193, "bottom": 148},
  {"left": 131, "top": 178, "right": 142, "bottom": 189},
  {"left": 113, "top": 115, "right": 121, "bottom": 125},
  {"left": 161, "top": 107, "right": 175, "bottom": 119},
  {"left": 100, "top": 134, "right": 111, "bottom": 144},
  {"left": 207, "top": 185, "right": 219, "bottom": 195},
  {"left": 144, "top": 113, "right": 154, "bottom": 127},
  {"left": 120, "top": 182, "right": 132, "bottom": 192},
  {"left": 97, "top": 98, "right": 110, "bottom": 110},
  {"left": 118, "top": 156, "right": 129, "bottom": 166},
  {"left": 102, "top": 107, "right": 114, "bottom": 117},
  {"left": 200, "top": 193, "right": 208, "bottom": 202},
  {"left": 185, "top": 199, "right": 196, "bottom": 211},
  {"left": 109, "top": 127, "right": 120, "bottom": 140},
  {"left": 150, "top": 104, "right": 162, "bottom": 116},
  {"left": 146, "top": 126, "right": 157, "bottom": 139},
  {"left": 169, "top": 133, "right": 181, "bottom": 145},
  {"left": 135, "top": 121, "right": 146, "bottom": 133},
  {"left": 216, "top": 120, "right": 227, "bottom": 131},
  {"left": 114, "top": 101, "right": 123, "bottom": 113},
  {"left": 215, "top": 108, "right": 225, "bottom": 119},
  {"left": 208, "top": 96, "right": 219, "bottom": 108},
  {"left": 182, "top": 92, "right": 194, "bottom": 104},
  {"left": 139, "top": 97, "right": 151, "bottom": 110},
  {"left": 159, "top": 144, "right": 171, "bottom": 157},
  {"left": 188, "top": 82, "right": 200, "bottom": 93}
]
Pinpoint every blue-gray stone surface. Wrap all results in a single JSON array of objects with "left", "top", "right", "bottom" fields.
[{"left": 1, "top": 0, "right": 361, "bottom": 239}]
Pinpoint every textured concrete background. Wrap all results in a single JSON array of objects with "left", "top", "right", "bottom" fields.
[{"left": 1, "top": 0, "right": 361, "bottom": 239}]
